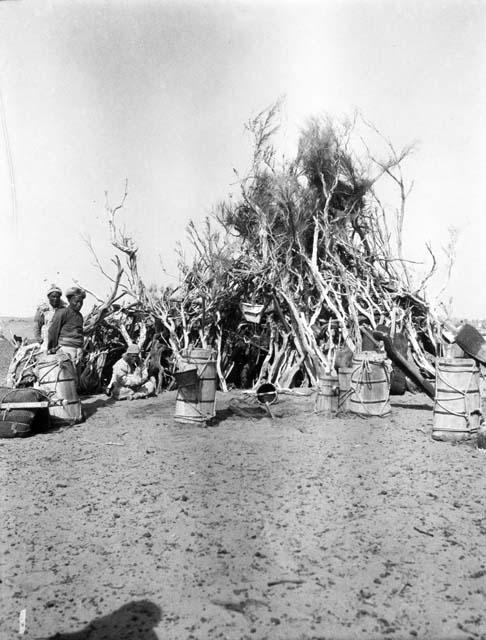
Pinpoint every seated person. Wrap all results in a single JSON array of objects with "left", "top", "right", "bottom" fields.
[{"left": 107, "top": 344, "right": 156, "bottom": 400}]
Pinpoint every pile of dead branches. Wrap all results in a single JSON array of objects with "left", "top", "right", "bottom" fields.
[
  {"left": 133, "top": 106, "right": 442, "bottom": 389},
  {"left": 23, "top": 105, "right": 445, "bottom": 394}
]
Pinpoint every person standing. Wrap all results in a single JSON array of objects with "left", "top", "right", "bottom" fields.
[
  {"left": 33, "top": 284, "right": 66, "bottom": 351},
  {"left": 47, "top": 287, "right": 86, "bottom": 365}
]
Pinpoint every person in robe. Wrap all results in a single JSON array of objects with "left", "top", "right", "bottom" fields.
[
  {"left": 107, "top": 344, "right": 156, "bottom": 400},
  {"left": 33, "top": 284, "right": 66, "bottom": 351},
  {"left": 47, "top": 287, "right": 86, "bottom": 365}
]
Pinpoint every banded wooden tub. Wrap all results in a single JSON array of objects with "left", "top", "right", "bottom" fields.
[
  {"left": 349, "top": 352, "right": 391, "bottom": 417},
  {"left": 433, "top": 357, "right": 480, "bottom": 442},
  {"left": 174, "top": 348, "right": 217, "bottom": 425}
]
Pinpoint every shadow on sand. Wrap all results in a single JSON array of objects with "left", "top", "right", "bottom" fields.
[
  {"left": 81, "top": 395, "right": 117, "bottom": 420},
  {"left": 42, "top": 600, "right": 161, "bottom": 640},
  {"left": 30, "top": 396, "right": 116, "bottom": 436},
  {"left": 391, "top": 401, "right": 432, "bottom": 411},
  {"left": 208, "top": 402, "right": 269, "bottom": 426}
]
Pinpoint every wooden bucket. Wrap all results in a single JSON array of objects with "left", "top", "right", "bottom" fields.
[
  {"left": 337, "top": 367, "right": 353, "bottom": 413},
  {"left": 174, "top": 348, "right": 217, "bottom": 424},
  {"left": 432, "top": 358, "right": 480, "bottom": 442},
  {"left": 315, "top": 374, "right": 339, "bottom": 416},
  {"left": 36, "top": 353, "right": 83, "bottom": 425},
  {"left": 350, "top": 352, "right": 391, "bottom": 417}
]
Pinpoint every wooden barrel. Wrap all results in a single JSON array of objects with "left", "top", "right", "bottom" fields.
[
  {"left": 174, "top": 348, "right": 217, "bottom": 424},
  {"left": 337, "top": 367, "right": 353, "bottom": 413},
  {"left": 36, "top": 353, "right": 83, "bottom": 425},
  {"left": 350, "top": 352, "right": 391, "bottom": 417},
  {"left": 315, "top": 375, "right": 339, "bottom": 416},
  {"left": 433, "top": 358, "right": 480, "bottom": 442}
]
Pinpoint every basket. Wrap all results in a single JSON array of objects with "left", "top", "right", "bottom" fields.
[
  {"left": 241, "top": 302, "right": 265, "bottom": 324},
  {"left": 174, "top": 368, "right": 198, "bottom": 388}
]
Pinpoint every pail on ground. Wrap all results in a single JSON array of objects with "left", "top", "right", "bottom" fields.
[
  {"left": 337, "top": 368, "right": 353, "bottom": 413},
  {"left": 432, "top": 357, "right": 480, "bottom": 442},
  {"left": 174, "top": 348, "right": 217, "bottom": 424},
  {"left": 350, "top": 352, "right": 391, "bottom": 417},
  {"left": 36, "top": 353, "right": 83, "bottom": 425},
  {"left": 315, "top": 374, "right": 339, "bottom": 416},
  {"left": 256, "top": 382, "right": 278, "bottom": 405}
]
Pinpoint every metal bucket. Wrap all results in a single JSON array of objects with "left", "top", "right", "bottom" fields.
[{"left": 256, "top": 382, "right": 278, "bottom": 405}]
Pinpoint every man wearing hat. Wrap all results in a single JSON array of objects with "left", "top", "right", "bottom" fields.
[
  {"left": 107, "top": 344, "right": 156, "bottom": 400},
  {"left": 34, "top": 284, "right": 66, "bottom": 351},
  {"left": 47, "top": 287, "right": 86, "bottom": 365}
]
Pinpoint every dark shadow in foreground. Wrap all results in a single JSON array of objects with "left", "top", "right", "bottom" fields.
[{"left": 42, "top": 600, "right": 161, "bottom": 640}]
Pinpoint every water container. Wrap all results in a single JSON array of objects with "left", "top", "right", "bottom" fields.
[
  {"left": 315, "top": 374, "right": 339, "bottom": 416},
  {"left": 256, "top": 382, "right": 278, "bottom": 405},
  {"left": 174, "top": 348, "right": 217, "bottom": 424},
  {"left": 350, "top": 352, "right": 391, "bottom": 417},
  {"left": 432, "top": 357, "right": 480, "bottom": 442},
  {"left": 36, "top": 353, "right": 83, "bottom": 425}
]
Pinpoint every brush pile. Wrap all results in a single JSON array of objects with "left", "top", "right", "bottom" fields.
[{"left": 8, "top": 106, "right": 446, "bottom": 392}]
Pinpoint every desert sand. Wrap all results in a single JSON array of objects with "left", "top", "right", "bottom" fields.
[{"left": 0, "top": 324, "right": 485, "bottom": 640}]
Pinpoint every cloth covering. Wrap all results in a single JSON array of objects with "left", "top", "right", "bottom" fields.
[
  {"left": 65, "top": 287, "right": 86, "bottom": 299},
  {"left": 60, "top": 346, "right": 84, "bottom": 366},
  {"left": 47, "top": 284, "right": 62, "bottom": 296}
]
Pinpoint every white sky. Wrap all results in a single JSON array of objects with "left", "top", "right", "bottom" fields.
[{"left": 0, "top": 0, "right": 485, "bottom": 318}]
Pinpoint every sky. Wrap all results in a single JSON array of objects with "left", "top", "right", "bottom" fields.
[{"left": 0, "top": 0, "right": 485, "bottom": 318}]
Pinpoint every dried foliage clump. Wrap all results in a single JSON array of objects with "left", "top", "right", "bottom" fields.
[{"left": 8, "top": 105, "right": 445, "bottom": 392}]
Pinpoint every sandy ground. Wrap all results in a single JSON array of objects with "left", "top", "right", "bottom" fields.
[{"left": 0, "top": 323, "right": 485, "bottom": 640}]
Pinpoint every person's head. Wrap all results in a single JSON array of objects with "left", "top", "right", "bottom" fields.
[
  {"left": 65, "top": 287, "right": 86, "bottom": 311},
  {"left": 46, "top": 284, "right": 62, "bottom": 308},
  {"left": 124, "top": 344, "right": 140, "bottom": 364}
]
